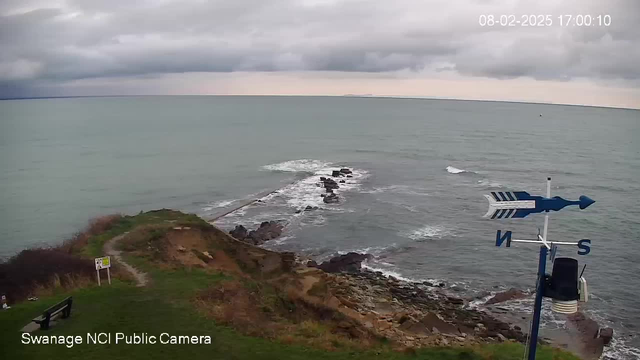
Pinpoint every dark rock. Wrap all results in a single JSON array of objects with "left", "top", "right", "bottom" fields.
[
  {"left": 229, "top": 225, "right": 248, "bottom": 240},
  {"left": 422, "top": 281, "right": 434, "bottom": 287},
  {"left": 486, "top": 288, "right": 527, "bottom": 304},
  {"left": 305, "top": 205, "right": 316, "bottom": 211},
  {"left": 332, "top": 170, "right": 341, "bottom": 177},
  {"left": 326, "top": 188, "right": 334, "bottom": 193},
  {"left": 307, "top": 260, "right": 318, "bottom": 268},
  {"left": 320, "top": 194, "right": 326, "bottom": 198},
  {"left": 339, "top": 180, "right": 346, "bottom": 183},
  {"left": 323, "top": 193, "right": 339, "bottom": 204},
  {"left": 567, "top": 312, "right": 606, "bottom": 358},
  {"left": 317, "top": 252, "right": 371, "bottom": 273},
  {"left": 295, "top": 210, "right": 302, "bottom": 214},
  {"left": 447, "top": 296, "right": 464, "bottom": 305},
  {"left": 599, "top": 327, "right": 614, "bottom": 346},
  {"left": 347, "top": 175, "right": 353, "bottom": 178},
  {"left": 340, "top": 168, "right": 353, "bottom": 174},
  {"left": 246, "top": 221, "right": 284, "bottom": 245},
  {"left": 322, "top": 178, "right": 340, "bottom": 190},
  {"left": 320, "top": 177, "right": 326, "bottom": 181}
]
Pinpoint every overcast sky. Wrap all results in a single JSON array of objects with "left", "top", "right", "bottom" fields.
[{"left": 1, "top": 0, "right": 639, "bottom": 108}]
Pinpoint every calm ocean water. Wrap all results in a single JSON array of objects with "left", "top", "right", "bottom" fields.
[{"left": 1, "top": 96, "right": 639, "bottom": 357}]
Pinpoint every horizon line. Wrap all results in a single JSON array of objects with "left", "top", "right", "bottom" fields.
[{"left": 1, "top": 94, "right": 638, "bottom": 111}]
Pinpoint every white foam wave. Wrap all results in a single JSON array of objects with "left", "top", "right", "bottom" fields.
[
  {"left": 262, "top": 159, "right": 331, "bottom": 173},
  {"left": 477, "top": 179, "right": 503, "bottom": 188},
  {"left": 403, "top": 225, "right": 452, "bottom": 240},
  {"left": 602, "top": 338, "right": 640, "bottom": 360},
  {"left": 340, "top": 243, "right": 398, "bottom": 257},
  {"left": 361, "top": 261, "right": 417, "bottom": 282},
  {"left": 446, "top": 165, "right": 466, "bottom": 174},
  {"left": 202, "top": 199, "right": 237, "bottom": 211},
  {"left": 263, "top": 163, "right": 368, "bottom": 210},
  {"left": 265, "top": 235, "right": 295, "bottom": 246}
]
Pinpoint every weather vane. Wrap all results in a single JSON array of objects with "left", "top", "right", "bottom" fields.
[{"left": 484, "top": 177, "right": 595, "bottom": 360}]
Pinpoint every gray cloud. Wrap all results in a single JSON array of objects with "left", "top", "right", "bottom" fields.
[{"left": 1, "top": 0, "right": 639, "bottom": 98}]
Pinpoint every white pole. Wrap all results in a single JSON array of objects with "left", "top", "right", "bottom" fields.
[
  {"left": 107, "top": 268, "right": 111, "bottom": 285},
  {"left": 542, "top": 177, "right": 551, "bottom": 242},
  {"left": 97, "top": 269, "right": 101, "bottom": 286}
]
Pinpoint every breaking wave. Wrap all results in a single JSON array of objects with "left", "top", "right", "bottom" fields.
[
  {"left": 262, "top": 159, "right": 331, "bottom": 173},
  {"left": 446, "top": 165, "right": 467, "bottom": 174},
  {"left": 202, "top": 199, "right": 237, "bottom": 211},
  {"left": 261, "top": 160, "right": 368, "bottom": 210},
  {"left": 402, "top": 225, "right": 453, "bottom": 240}
]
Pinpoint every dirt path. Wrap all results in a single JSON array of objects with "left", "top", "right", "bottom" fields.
[{"left": 104, "top": 232, "right": 148, "bottom": 287}]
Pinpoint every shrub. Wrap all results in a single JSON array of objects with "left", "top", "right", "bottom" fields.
[
  {"left": 0, "top": 248, "right": 94, "bottom": 303},
  {"left": 57, "top": 214, "right": 123, "bottom": 254}
]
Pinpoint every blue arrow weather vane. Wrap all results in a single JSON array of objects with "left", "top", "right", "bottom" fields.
[
  {"left": 484, "top": 191, "right": 595, "bottom": 219},
  {"left": 484, "top": 179, "right": 596, "bottom": 360}
]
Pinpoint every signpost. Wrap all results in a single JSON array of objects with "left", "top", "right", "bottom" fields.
[
  {"left": 94, "top": 256, "right": 111, "bottom": 286},
  {"left": 484, "top": 178, "right": 595, "bottom": 360}
]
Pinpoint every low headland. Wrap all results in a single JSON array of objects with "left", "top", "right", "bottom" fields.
[{"left": 0, "top": 208, "right": 609, "bottom": 360}]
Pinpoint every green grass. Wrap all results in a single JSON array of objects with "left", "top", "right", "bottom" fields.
[
  {"left": 85, "top": 209, "right": 210, "bottom": 257},
  {"left": 1, "top": 210, "right": 580, "bottom": 360},
  {"left": 0, "top": 266, "right": 580, "bottom": 360}
]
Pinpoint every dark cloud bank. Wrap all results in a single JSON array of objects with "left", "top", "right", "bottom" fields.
[{"left": 1, "top": 0, "right": 639, "bottom": 98}]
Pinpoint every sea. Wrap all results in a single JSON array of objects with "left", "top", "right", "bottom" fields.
[{"left": 1, "top": 96, "right": 638, "bottom": 358}]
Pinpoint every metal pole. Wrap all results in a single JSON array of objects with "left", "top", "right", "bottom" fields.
[
  {"left": 97, "top": 269, "right": 101, "bottom": 286},
  {"left": 542, "top": 177, "right": 551, "bottom": 242},
  {"left": 528, "top": 245, "right": 548, "bottom": 360},
  {"left": 107, "top": 268, "right": 111, "bottom": 285}
]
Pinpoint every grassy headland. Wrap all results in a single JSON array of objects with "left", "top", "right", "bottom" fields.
[{"left": 0, "top": 210, "right": 580, "bottom": 360}]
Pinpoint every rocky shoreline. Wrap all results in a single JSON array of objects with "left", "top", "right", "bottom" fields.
[{"left": 224, "top": 167, "right": 612, "bottom": 358}]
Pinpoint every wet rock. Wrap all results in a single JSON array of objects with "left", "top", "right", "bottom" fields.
[
  {"left": 322, "top": 177, "right": 340, "bottom": 190},
  {"left": 332, "top": 170, "right": 341, "bottom": 177},
  {"left": 317, "top": 252, "right": 371, "bottom": 273},
  {"left": 340, "top": 168, "right": 353, "bottom": 175},
  {"left": 447, "top": 296, "right": 464, "bottom": 305},
  {"left": 599, "top": 327, "right": 613, "bottom": 345},
  {"left": 339, "top": 180, "right": 346, "bottom": 183},
  {"left": 347, "top": 175, "right": 353, "bottom": 178},
  {"left": 229, "top": 225, "right": 248, "bottom": 240},
  {"left": 566, "top": 312, "right": 606, "bottom": 358},
  {"left": 245, "top": 221, "right": 284, "bottom": 245},
  {"left": 486, "top": 288, "right": 527, "bottom": 304},
  {"left": 323, "top": 193, "right": 339, "bottom": 204},
  {"left": 307, "top": 260, "right": 318, "bottom": 268}
]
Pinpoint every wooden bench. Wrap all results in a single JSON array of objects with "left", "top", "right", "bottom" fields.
[{"left": 33, "top": 297, "right": 73, "bottom": 330}]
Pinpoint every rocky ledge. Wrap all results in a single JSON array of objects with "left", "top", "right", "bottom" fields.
[
  {"left": 317, "top": 167, "right": 354, "bottom": 204},
  {"left": 229, "top": 221, "right": 285, "bottom": 245},
  {"left": 303, "top": 252, "right": 612, "bottom": 357}
]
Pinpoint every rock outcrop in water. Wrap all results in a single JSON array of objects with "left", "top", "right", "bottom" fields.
[
  {"left": 323, "top": 193, "right": 340, "bottom": 204},
  {"left": 314, "top": 252, "right": 371, "bottom": 273},
  {"left": 229, "top": 221, "right": 284, "bottom": 245},
  {"left": 485, "top": 288, "right": 528, "bottom": 305},
  {"left": 229, "top": 225, "right": 248, "bottom": 240}
]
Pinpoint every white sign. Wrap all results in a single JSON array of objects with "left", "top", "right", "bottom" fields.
[{"left": 95, "top": 256, "right": 111, "bottom": 270}]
